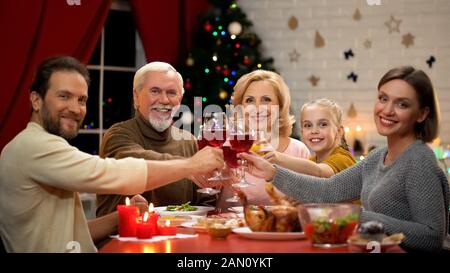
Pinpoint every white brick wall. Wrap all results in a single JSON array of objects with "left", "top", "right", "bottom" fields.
[{"left": 239, "top": 0, "right": 450, "bottom": 150}]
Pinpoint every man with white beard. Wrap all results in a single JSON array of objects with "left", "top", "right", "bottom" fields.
[{"left": 96, "top": 62, "right": 215, "bottom": 218}]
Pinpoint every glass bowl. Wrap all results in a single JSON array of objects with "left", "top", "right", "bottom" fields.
[
  {"left": 206, "top": 218, "right": 232, "bottom": 239},
  {"left": 297, "top": 203, "right": 361, "bottom": 247}
]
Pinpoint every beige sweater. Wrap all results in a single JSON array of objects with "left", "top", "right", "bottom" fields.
[{"left": 0, "top": 122, "right": 147, "bottom": 252}]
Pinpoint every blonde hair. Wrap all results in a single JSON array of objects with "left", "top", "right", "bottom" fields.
[
  {"left": 133, "top": 61, "right": 184, "bottom": 94},
  {"left": 300, "top": 98, "right": 349, "bottom": 150},
  {"left": 232, "top": 70, "right": 295, "bottom": 137}
]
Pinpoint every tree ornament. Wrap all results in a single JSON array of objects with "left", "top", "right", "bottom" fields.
[
  {"left": 228, "top": 21, "right": 242, "bottom": 35},
  {"left": 219, "top": 90, "right": 228, "bottom": 100},
  {"left": 347, "top": 103, "right": 357, "bottom": 118},
  {"left": 288, "top": 16, "right": 298, "bottom": 30},
  {"left": 204, "top": 22, "right": 212, "bottom": 32},
  {"left": 315, "top": 31, "right": 325, "bottom": 48},
  {"left": 401, "top": 33, "right": 415, "bottom": 48},
  {"left": 353, "top": 8, "right": 362, "bottom": 21},
  {"left": 385, "top": 15, "right": 401, "bottom": 34},
  {"left": 186, "top": 57, "right": 194, "bottom": 66}
]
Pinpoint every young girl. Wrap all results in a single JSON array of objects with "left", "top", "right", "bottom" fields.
[
  {"left": 264, "top": 98, "right": 356, "bottom": 178},
  {"left": 242, "top": 66, "right": 449, "bottom": 252}
]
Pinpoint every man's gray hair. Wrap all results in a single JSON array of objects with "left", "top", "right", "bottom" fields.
[{"left": 133, "top": 61, "right": 185, "bottom": 95}]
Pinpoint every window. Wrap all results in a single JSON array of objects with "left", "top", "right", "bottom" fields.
[{"left": 69, "top": 1, "right": 146, "bottom": 155}]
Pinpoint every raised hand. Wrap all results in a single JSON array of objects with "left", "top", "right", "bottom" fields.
[{"left": 239, "top": 153, "right": 276, "bottom": 181}]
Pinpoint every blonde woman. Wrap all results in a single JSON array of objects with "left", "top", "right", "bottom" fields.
[{"left": 217, "top": 70, "right": 310, "bottom": 207}]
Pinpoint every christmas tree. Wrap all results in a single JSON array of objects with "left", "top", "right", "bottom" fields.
[{"left": 179, "top": 0, "right": 276, "bottom": 115}]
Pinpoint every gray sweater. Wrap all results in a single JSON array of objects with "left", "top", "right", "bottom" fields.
[{"left": 273, "top": 140, "right": 449, "bottom": 252}]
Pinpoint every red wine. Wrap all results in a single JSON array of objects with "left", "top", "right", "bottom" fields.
[
  {"left": 197, "top": 138, "right": 208, "bottom": 150},
  {"left": 202, "top": 129, "right": 227, "bottom": 148},
  {"left": 222, "top": 146, "right": 239, "bottom": 168},
  {"left": 229, "top": 134, "right": 254, "bottom": 152}
]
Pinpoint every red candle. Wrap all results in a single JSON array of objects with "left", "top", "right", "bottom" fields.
[
  {"left": 147, "top": 203, "right": 159, "bottom": 235},
  {"left": 117, "top": 197, "right": 138, "bottom": 237},
  {"left": 158, "top": 220, "right": 177, "bottom": 236},
  {"left": 136, "top": 212, "right": 153, "bottom": 239}
]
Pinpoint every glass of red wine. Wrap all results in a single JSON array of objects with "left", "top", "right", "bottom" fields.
[
  {"left": 229, "top": 117, "right": 256, "bottom": 189},
  {"left": 196, "top": 112, "right": 228, "bottom": 195}
]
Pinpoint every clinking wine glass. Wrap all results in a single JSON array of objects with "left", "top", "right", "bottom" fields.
[
  {"left": 229, "top": 117, "right": 256, "bottom": 188},
  {"left": 196, "top": 112, "right": 228, "bottom": 195}
]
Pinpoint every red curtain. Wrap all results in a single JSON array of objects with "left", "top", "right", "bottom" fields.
[
  {"left": 130, "top": 0, "right": 209, "bottom": 66},
  {"left": 0, "top": 0, "right": 112, "bottom": 150}
]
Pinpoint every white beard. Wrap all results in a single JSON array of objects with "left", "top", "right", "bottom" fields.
[{"left": 148, "top": 116, "right": 172, "bottom": 132}]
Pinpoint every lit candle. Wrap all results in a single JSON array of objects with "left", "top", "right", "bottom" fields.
[
  {"left": 158, "top": 220, "right": 177, "bottom": 236},
  {"left": 117, "top": 197, "right": 138, "bottom": 237},
  {"left": 147, "top": 203, "right": 159, "bottom": 235},
  {"left": 136, "top": 212, "right": 153, "bottom": 239}
]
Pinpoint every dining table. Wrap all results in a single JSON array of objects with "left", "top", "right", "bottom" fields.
[{"left": 99, "top": 227, "right": 405, "bottom": 253}]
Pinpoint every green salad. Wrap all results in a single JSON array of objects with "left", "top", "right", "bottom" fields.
[{"left": 166, "top": 201, "right": 198, "bottom": 212}]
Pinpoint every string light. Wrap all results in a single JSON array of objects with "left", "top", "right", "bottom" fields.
[
  {"left": 212, "top": 55, "right": 218, "bottom": 62},
  {"left": 223, "top": 77, "right": 229, "bottom": 83},
  {"left": 204, "top": 68, "right": 210, "bottom": 73},
  {"left": 221, "top": 31, "right": 226, "bottom": 36},
  {"left": 202, "top": 97, "right": 207, "bottom": 102},
  {"left": 257, "top": 63, "right": 262, "bottom": 68},
  {"left": 212, "top": 31, "right": 218, "bottom": 36},
  {"left": 230, "top": 35, "right": 236, "bottom": 40}
]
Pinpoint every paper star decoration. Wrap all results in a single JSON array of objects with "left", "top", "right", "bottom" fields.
[
  {"left": 426, "top": 56, "right": 436, "bottom": 68},
  {"left": 289, "top": 49, "right": 300, "bottom": 62},
  {"left": 385, "top": 15, "right": 401, "bottom": 34},
  {"left": 402, "top": 33, "right": 415, "bottom": 48},
  {"left": 344, "top": 49, "right": 355, "bottom": 60},
  {"left": 308, "top": 75, "right": 320, "bottom": 87},
  {"left": 363, "top": 39, "right": 372, "bottom": 49},
  {"left": 347, "top": 72, "right": 358, "bottom": 82}
]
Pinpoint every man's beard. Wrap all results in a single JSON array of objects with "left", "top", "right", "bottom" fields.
[
  {"left": 41, "top": 103, "right": 82, "bottom": 140},
  {"left": 148, "top": 104, "right": 176, "bottom": 132}
]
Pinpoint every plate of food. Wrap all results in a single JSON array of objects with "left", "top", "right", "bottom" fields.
[
  {"left": 232, "top": 227, "right": 305, "bottom": 240},
  {"left": 181, "top": 216, "right": 246, "bottom": 233},
  {"left": 228, "top": 206, "right": 243, "bottom": 213},
  {"left": 154, "top": 202, "right": 214, "bottom": 216},
  {"left": 157, "top": 215, "right": 193, "bottom": 226}
]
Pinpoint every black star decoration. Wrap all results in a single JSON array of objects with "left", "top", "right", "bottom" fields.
[
  {"left": 344, "top": 49, "right": 354, "bottom": 60},
  {"left": 347, "top": 72, "right": 358, "bottom": 82},
  {"left": 426, "top": 56, "right": 436, "bottom": 68}
]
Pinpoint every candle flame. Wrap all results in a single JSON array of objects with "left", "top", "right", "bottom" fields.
[
  {"left": 143, "top": 211, "right": 149, "bottom": 222},
  {"left": 165, "top": 220, "right": 171, "bottom": 226},
  {"left": 125, "top": 197, "right": 130, "bottom": 206},
  {"left": 148, "top": 203, "right": 154, "bottom": 213}
]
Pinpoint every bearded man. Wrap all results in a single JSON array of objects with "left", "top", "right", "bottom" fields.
[{"left": 96, "top": 62, "right": 215, "bottom": 217}]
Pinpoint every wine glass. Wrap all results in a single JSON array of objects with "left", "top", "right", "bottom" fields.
[
  {"left": 229, "top": 117, "right": 256, "bottom": 188},
  {"left": 196, "top": 112, "right": 228, "bottom": 195},
  {"left": 250, "top": 130, "right": 274, "bottom": 156},
  {"left": 222, "top": 144, "right": 241, "bottom": 203}
]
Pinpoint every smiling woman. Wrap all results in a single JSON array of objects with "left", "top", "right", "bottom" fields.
[{"left": 240, "top": 66, "right": 449, "bottom": 252}]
